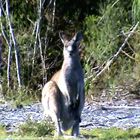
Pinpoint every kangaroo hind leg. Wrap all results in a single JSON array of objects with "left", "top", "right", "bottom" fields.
[{"left": 42, "top": 81, "right": 63, "bottom": 136}]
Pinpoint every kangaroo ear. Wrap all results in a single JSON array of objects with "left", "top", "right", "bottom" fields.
[
  {"left": 59, "top": 31, "right": 68, "bottom": 44},
  {"left": 73, "top": 32, "right": 83, "bottom": 43}
]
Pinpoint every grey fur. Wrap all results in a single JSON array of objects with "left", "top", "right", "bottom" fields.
[{"left": 42, "top": 32, "right": 85, "bottom": 137}]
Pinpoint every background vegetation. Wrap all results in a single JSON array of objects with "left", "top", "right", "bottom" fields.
[{"left": 0, "top": 0, "right": 140, "bottom": 103}]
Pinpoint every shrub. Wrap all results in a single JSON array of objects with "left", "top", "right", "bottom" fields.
[
  {"left": 83, "top": 1, "right": 139, "bottom": 96},
  {"left": 18, "top": 120, "right": 54, "bottom": 137}
]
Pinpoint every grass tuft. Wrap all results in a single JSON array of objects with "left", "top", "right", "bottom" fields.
[
  {"left": 81, "top": 128, "right": 140, "bottom": 140},
  {"left": 17, "top": 120, "right": 54, "bottom": 137}
]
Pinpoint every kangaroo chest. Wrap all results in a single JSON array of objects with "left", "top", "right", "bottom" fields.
[
  {"left": 64, "top": 68, "right": 78, "bottom": 94},
  {"left": 58, "top": 62, "right": 83, "bottom": 105}
]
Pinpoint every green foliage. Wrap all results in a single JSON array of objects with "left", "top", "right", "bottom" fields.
[
  {"left": 0, "top": 125, "right": 6, "bottom": 137},
  {"left": 17, "top": 120, "right": 54, "bottom": 137},
  {"left": 83, "top": 1, "right": 140, "bottom": 95},
  {"left": 3, "top": 87, "right": 39, "bottom": 107},
  {"left": 84, "top": 1, "right": 128, "bottom": 64},
  {"left": 131, "top": 25, "right": 140, "bottom": 81},
  {"left": 10, "top": 0, "right": 38, "bottom": 30},
  {"left": 132, "top": 0, "right": 140, "bottom": 23},
  {"left": 82, "top": 128, "right": 140, "bottom": 140}
]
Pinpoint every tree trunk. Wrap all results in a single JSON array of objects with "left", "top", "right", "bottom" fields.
[
  {"left": 7, "top": 37, "right": 12, "bottom": 88},
  {"left": 0, "top": 36, "right": 3, "bottom": 95},
  {"left": 6, "top": 0, "right": 22, "bottom": 88}
]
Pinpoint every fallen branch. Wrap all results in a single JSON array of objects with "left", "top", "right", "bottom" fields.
[{"left": 92, "top": 22, "right": 139, "bottom": 81}]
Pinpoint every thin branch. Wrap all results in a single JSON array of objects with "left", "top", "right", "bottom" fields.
[
  {"left": 42, "top": 0, "right": 53, "bottom": 7},
  {"left": 121, "top": 50, "right": 135, "bottom": 60},
  {"left": 92, "top": 22, "right": 139, "bottom": 81},
  {"left": 0, "top": 37, "right": 2, "bottom": 94},
  {"left": 31, "top": 0, "right": 47, "bottom": 84},
  {"left": 0, "top": 1, "right": 3, "bottom": 84},
  {"left": 32, "top": 0, "right": 42, "bottom": 72},
  {"left": 27, "top": 17, "right": 35, "bottom": 25},
  {"left": 121, "top": 30, "right": 135, "bottom": 54},
  {"left": 114, "top": 22, "right": 139, "bottom": 58},
  {"left": 32, "top": 21, "right": 39, "bottom": 70},
  {"left": 38, "top": 33, "right": 46, "bottom": 84},
  {"left": 0, "top": 1, "right": 9, "bottom": 45},
  {"left": 0, "top": 0, "right": 6, "bottom": 17},
  {"left": 51, "top": 0, "right": 56, "bottom": 30},
  {"left": 38, "top": 34, "right": 45, "bottom": 70},
  {"left": 0, "top": 36, "right": 2, "bottom": 70}
]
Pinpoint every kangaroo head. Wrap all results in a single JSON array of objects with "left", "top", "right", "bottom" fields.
[{"left": 59, "top": 31, "right": 83, "bottom": 57}]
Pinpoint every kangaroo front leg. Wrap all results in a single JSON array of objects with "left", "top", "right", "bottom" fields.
[
  {"left": 77, "top": 83, "right": 85, "bottom": 117},
  {"left": 71, "top": 84, "right": 85, "bottom": 137},
  {"left": 54, "top": 119, "right": 62, "bottom": 136},
  {"left": 71, "top": 120, "right": 80, "bottom": 137}
]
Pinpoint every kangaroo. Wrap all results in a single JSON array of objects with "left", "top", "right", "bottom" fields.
[{"left": 41, "top": 31, "right": 85, "bottom": 137}]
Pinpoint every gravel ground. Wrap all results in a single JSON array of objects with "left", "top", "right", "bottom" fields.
[{"left": 0, "top": 98, "right": 140, "bottom": 132}]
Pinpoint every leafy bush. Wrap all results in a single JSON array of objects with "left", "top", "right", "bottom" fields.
[
  {"left": 83, "top": 1, "right": 140, "bottom": 95},
  {"left": 18, "top": 120, "right": 54, "bottom": 137}
]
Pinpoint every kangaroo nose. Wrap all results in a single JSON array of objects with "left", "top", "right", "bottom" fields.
[
  {"left": 67, "top": 46, "right": 74, "bottom": 55},
  {"left": 67, "top": 46, "right": 73, "bottom": 52},
  {"left": 69, "top": 51, "right": 73, "bottom": 56}
]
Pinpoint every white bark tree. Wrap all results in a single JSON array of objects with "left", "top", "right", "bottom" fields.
[{"left": 0, "top": 0, "right": 22, "bottom": 88}]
